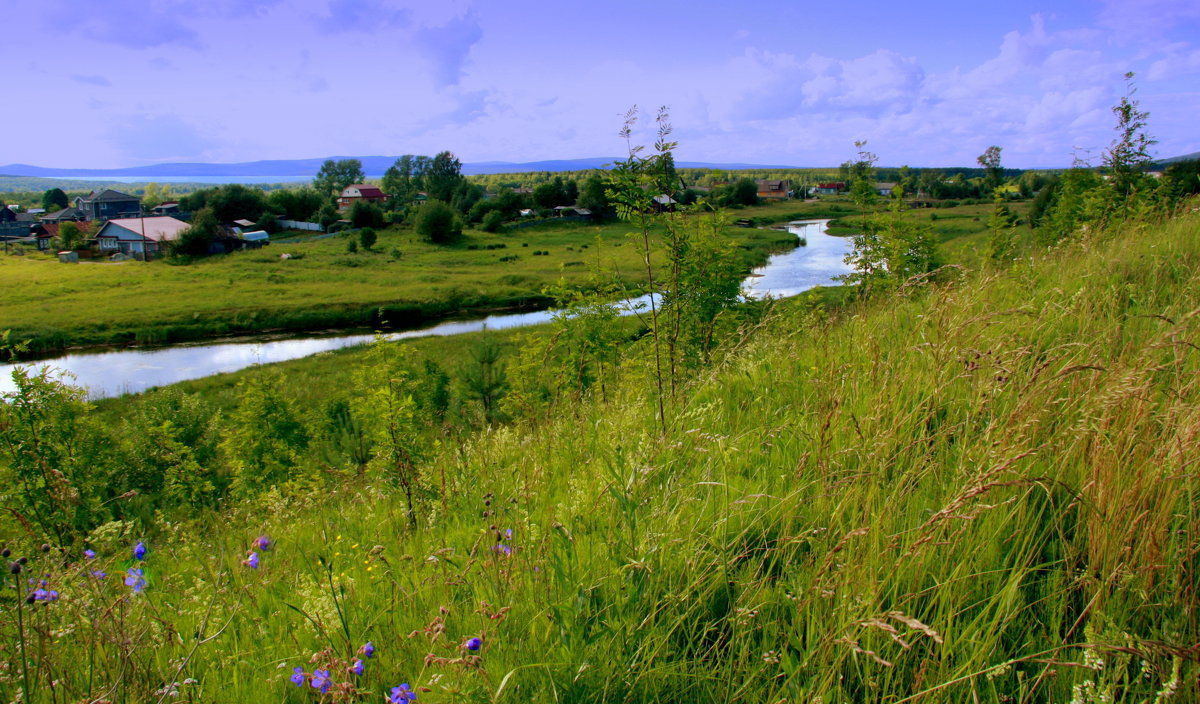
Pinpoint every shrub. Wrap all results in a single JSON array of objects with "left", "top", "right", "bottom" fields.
[
  {"left": 359, "top": 227, "right": 377, "bottom": 251},
  {"left": 414, "top": 199, "right": 462, "bottom": 244}
]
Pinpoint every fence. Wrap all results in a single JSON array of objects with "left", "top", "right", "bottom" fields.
[{"left": 277, "top": 219, "right": 323, "bottom": 232}]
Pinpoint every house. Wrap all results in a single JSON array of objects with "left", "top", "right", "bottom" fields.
[
  {"left": 93, "top": 216, "right": 189, "bottom": 256},
  {"left": 876, "top": 182, "right": 899, "bottom": 196},
  {"left": 811, "top": 182, "right": 845, "bottom": 195},
  {"left": 41, "top": 207, "right": 87, "bottom": 223},
  {"left": 652, "top": 194, "right": 678, "bottom": 213},
  {"left": 756, "top": 179, "right": 789, "bottom": 200},
  {"left": 75, "top": 189, "right": 142, "bottom": 221},
  {"left": 337, "top": 184, "right": 390, "bottom": 211},
  {"left": 152, "top": 201, "right": 181, "bottom": 215}
]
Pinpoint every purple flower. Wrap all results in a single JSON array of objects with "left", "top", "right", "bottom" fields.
[
  {"left": 91, "top": 570, "right": 107, "bottom": 579},
  {"left": 350, "top": 659, "right": 364, "bottom": 676},
  {"left": 310, "top": 669, "right": 331, "bottom": 694},
  {"left": 390, "top": 683, "right": 417, "bottom": 703},
  {"left": 504, "top": 528, "right": 513, "bottom": 540},
  {"left": 124, "top": 567, "right": 146, "bottom": 593},
  {"left": 243, "top": 552, "right": 259, "bottom": 569},
  {"left": 360, "top": 641, "right": 375, "bottom": 659},
  {"left": 464, "top": 637, "right": 482, "bottom": 652},
  {"left": 290, "top": 667, "right": 305, "bottom": 687},
  {"left": 253, "top": 535, "right": 270, "bottom": 551},
  {"left": 84, "top": 549, "right": 96, "bottom": 560},
  {"left": 134, "top": 542, "right": 146, "bottom": 561}
]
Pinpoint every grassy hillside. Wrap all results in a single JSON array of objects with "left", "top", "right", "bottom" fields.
[{"left": 3, "top": 203, "right": 1195, "bottom": 701}]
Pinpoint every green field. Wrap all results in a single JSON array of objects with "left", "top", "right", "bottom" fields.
[{"left": 1, "top": 217, "right": 795, "bottom": 355}]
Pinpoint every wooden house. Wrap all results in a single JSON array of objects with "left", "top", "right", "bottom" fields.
[{"left": 337, "top": 184, "right": 390, "bottom": 211}]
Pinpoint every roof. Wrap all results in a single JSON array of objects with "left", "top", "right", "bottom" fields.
[
  {"left": 242, "top": 231, "right": 269, "bottom": 241},
  {"left": 343, "top": 184, "right": 387, "bottom": 199},
  {"left": 43, "top": 207, "right": 85, "bottom": 222},
  {"left": 98, "top": 216, "right": 190, "bottom": 242},
  {"left": 756, "top": 179, "right": 788, "bottom": 191},
  {"left": 233, "top": 219, "right": 256, "bottom": 227},
  {"left": 80, "top": 189, "right": 140, "bottom": 203}
]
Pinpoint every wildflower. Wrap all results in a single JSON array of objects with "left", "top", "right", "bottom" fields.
[
  {"left": 40, "top": 543, "right": 51, "bottom": 553},
  {"left": 290, "top": 667, "right": 305, "bottom": 688},
  {"left": 360, "top": 641, "right": 375, "bottom": 659},
  {"left": 243, "top": 552, "right": 259, "bottom": 569},
  {"left": 310, "top": 669, "right": 331, "bottom": 694},
  {"left": 254, "top": 535, "right": 270, "bottom": 551},
  {"left": 350, "top": 659, "right": 364, "bottom": 676},
  {"left": 1, "top": 548, "right": 9, "bottom": 558},
  {"left": 504, "top": 528, "right": 513, "bottom": 540},
  {"left": 134, "top": 542, "right": 146, "bottom": 561},
  {"left": 125, "top": 567, "right": 146, "bottom": 593},
  {"left": 390, "top": 683, "right": 417, "bottom": 703},
  {"left": 84, "top": 549, "right": 96, "bottom": 560},
  {"left": 10, "top": 562, "right": 21, "bottom": 575},
  {"left": 464, "top": 637, "right": 482, "bottom": 652},
  {"left": 92, "top": 570, "right": 107, "bottom": 579}
]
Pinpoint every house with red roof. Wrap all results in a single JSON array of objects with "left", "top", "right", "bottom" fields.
[{"left": 337, "top": 184, "right": 390, "bottom": 211}]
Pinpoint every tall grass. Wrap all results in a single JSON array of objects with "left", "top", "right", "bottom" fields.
[{"left": 2, "top": 208, "right": 1197, "bottom": 702}]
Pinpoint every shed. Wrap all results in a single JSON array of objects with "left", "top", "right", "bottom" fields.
[
  {"left": 241, "top": 230, "right": 269, "bottom": 242},
  {"left": 58, "top": 251, "right": 79, "bottom": 263}
]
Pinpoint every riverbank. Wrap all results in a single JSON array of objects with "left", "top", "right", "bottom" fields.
[{"left": 1, "top": 218, "right": 797, "bottom": 359}]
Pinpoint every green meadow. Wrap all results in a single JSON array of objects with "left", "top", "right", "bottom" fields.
[{"left": 1, "top": 217, "right": 796, "bottom": 356}]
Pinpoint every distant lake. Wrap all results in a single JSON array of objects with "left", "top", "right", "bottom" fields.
[
  {"left": 49, "top": 175, "right": 324, "bottom": 185},
  {"left": 2, "top": 220, "right": 852, "bottom": 400}
]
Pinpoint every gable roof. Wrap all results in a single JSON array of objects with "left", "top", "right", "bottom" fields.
[
  {"left": 97, "top": 216, "right": 190, "bottom": 242},
  {"left": 43, "top": 207, "right": 85, "bottom": 222},
  {"left": 343, "top": 184, "right": 386, "bottom": 199},
  {"left": 80, "top": 189, "right": 140, "bottom": 203}
]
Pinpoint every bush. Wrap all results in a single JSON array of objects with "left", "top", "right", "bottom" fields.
[
  {"left": 350, "top": 201, "right": 386, "bottom": 229},
  {"left": 482, "top": 210, "right": 505, "bottom": 233},
  {"left": 414, "top": 200, "right": 462, "bottom": 243},
  {"left": 359, "top": 227, "right": 377, "bottom": 251},
  {"left": 347, "top": 239, "right": 358, "bottom": 253}
]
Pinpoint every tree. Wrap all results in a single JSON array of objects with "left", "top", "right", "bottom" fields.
[
  {"left": 459, "top": 335, "right": 507, "bottom": 426},
  {"left": 220, "top": 372, "right": 309, "bottom": 498},
  {"left": 141, "top": 183, "right": 174, "bottom": 210},
  {"left": 533, "top": 178, "right": 569, "bottom": 208},
  {"left": 977, "top": 146, "right": 1004, "bottom": 193},
  {"left": 41, "top": 187, "right": 69, "bottom": 211},
  {"left": 180, "top": 184, "right": 269, "bottom": 223},
  {"left": 358, "top": 227, "right": 377, "bottom": 251},
  {"left": 840, "top": 188, "right": 940, "bottom": 295},
  {"left": 577, "top": 174, "right": 612, "bottom": 217},
  {"left": 844, "top": 140, "right": 879, "bottom": 208},
  {"left": 349, "top": 200, "right": 386, "bottom": 229},
  {"left": 1104, "top": 72, "right": 1156, "bottom": 199},
  {"left": 312, "top": 158, "right": 366, "bottom": 198},
  {"left": 58, "top": 221, "right": 84, "bottom": 250},
  {"left": 481, "top": 210, "right": 505, "bottom": 232},
  {"left": 424, "top": 151, "right": 464, "bottom": 203},
  {"left": 268, "top": 187, "right": 325, "bottom": 222},
  {"left": 173, "top": 207, "right": 221, "bottom": 256},
  {"left": 414, "top": 199, "right": 462, "bottom": 243}
]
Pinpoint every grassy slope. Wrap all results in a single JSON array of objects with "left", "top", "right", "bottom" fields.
[
  {"left": 7, "top": 208, "right": 1196, "bottom": 702},
  {"left": 1, "top": 219, "right": 794, "bottom": 355}
]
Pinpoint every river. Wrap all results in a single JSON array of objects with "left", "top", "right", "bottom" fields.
[{"left": 1, "top": 220, "right": 852, "bottom": 400}]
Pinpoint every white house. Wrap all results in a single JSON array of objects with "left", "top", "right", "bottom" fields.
[{"left": 94, "top": 216, "right": 189, "bottom": 255}]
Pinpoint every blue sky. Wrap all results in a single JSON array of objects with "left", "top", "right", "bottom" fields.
[{"left": 4, "top": 0, "right": 1198, "bottom": 169}]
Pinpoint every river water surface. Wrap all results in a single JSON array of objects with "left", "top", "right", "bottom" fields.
[{"left": 2, "top": 220, "right": 852, "bottom": 399}]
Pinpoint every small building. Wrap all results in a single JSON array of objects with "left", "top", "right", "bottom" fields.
[
  {"left": 241, "top": 230, "right": 269, "bottom": 242},
  {"left": 152, "top": 201, "right": 181, "bottom": 215},
  {"left": 58, "top": 251, "right": 80, "bottom": 263},
  {"left": 811, "top": 182, "right": 845, "bottom": 195},
  {"left": 75, "top": 189, "right": 142, "bottom": 221},
  {"left": 41, "top": 207, "right": 87, "bottom": 223},
  {"left": 756, "top": 179, "right": 789, "bottom": 200},
  {"left": 94, "top": 216, "right": 189, "bottom": 256},
  {"left": 337, "top": 184, "right": 390, "bottom": 211},
  {"left": 876, "top": 182, "right": 899, "bottom": 196}
]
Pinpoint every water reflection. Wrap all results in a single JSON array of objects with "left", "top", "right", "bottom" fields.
[{"left": 2, "top": 220, "right": 852, "bottom": 399}]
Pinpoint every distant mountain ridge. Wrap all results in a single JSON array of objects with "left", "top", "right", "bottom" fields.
[{"left": 0, "top": 156, "right": 803, "bottom": 180}]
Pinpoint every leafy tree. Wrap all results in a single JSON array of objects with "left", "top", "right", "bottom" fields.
[
  {"left": 1035, "top": 169, "right": 1105, "bottom": 245},
  {"left": 424, "top": 151, "right": 464, "bottom": 203},
  {"left": 844, "top": 140, "right": 879, "bottom": 208},
  {"left": 722, "top": 177, "right": 759, "bottom": 207},
  {"left": 450, "top": 180, "right": 484, "bottom": 214},
  {"left": 987, "top": 193, "right": 1019, "bottom": 264},
  {"left": 254, "top": 209, "right": 282, "bottom": 235},
  {"left": 358, "top": 227, "right": 377, "bottom": 251},
  {"left": 414, "top": 199, "right": 462, "bottom": 243},
  {"left": 312, "top": 158, "right": 366, "bottom": 197},
  {"left": 41, "top": 187, "right": 69, "bottom": 211},
  {"left": 268, "top": 187, "right": 325, "bottom": 222},
  {"left": 141, "top": 182, "right": 174, "bottom": 210},
  {"left": 1162, "top": 159, "right": 1200, "bottom": 199},
  {"left": 173, "top": 207, "right": 221, "bottom": 256},
  {"left": 533, "top": 178, "right": 569, "bottom": 208},
  {"left": 481, "top": 210, "right": 505, "bottom": 233},
  {"left": 977, "top": 146, "right": 1004, "bottom": 193},
  {"left": 180, "top": 184, "right": 269, "bottom": 223},
  {"left": 349, "top": 200, "right": 386, "bottom": 229},
  {"left": 1104, "top": 72, "right": 1156, "bottom": 199},
  {"left": 577, "top": 174, "right": 612, "bottom": 216},
  {"left": 839, "top": 188, "right": 940, "bottom": 295},
  {"left": 220, "top": 372, "right": 310, "bottom": 498},
  {"left": 353, "top": 339, "right": 423, "bottom": 525},
  {"left": 58, "top": 221, "right": 84, "bottom": 250}
]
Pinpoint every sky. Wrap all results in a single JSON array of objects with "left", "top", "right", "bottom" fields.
[{"left": 3, "top": 0, "right": 1198, "bottom": 169}]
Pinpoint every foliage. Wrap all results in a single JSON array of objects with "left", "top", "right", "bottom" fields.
[
  {"left": 987, "top": 193, "right": 1018, "bottom": 263},
  {"left": 40, "top": 187, "right": 68, "bottom": 211},
  {"left": 424, "top": 151, "right": 465, "bottom": 204},
  {"left": 480, "top": 210, "right": 505, "bottom": 233},
  {"left": 267, "top": 187, "right": 326, "bottom": 222},
  {"left": 1103, "top": 72, "right": 1156, "bottom": 199},
  {"left": 179, "top": 184, "right": 269, "bottom": 223},
  {"left": 219, "top": 371, "right": 310, "bottom": 498},
  {"left": 172, "top": 206, "right": 221, "bottom": 256},
  {"left": 414, "top": 199, "right": 462, "bottom": 243},
  {"left": 976, "top": 145, "right": 1003, "bottom": 192},
  {"left": 349, "top": 200, "right": 386, "bottom": 229},
  {"left": 57, "top": 221, "right": 84, "bottom": 250},
  {"left": 458, "top": 334, "right": 507, "bottom": 426},
  {"left": 140, "top": 182, "right": 174, "bottom": 210},
  {"left": 312, "top": 158, "right": 366, "bottom": 198},
  {"left": 358, "top": 227, "right": 377, "bottom": 251},
  {"left": 839, "top": 189, "right": 940, "bottom": 294}
]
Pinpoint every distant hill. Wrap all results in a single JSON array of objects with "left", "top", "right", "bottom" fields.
[
  {"left": 0, "top": 156, "right": 804, "bottom": 182},
  {"left": 1151, "top": 151, "right": 1200, "bottom": 167}
]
